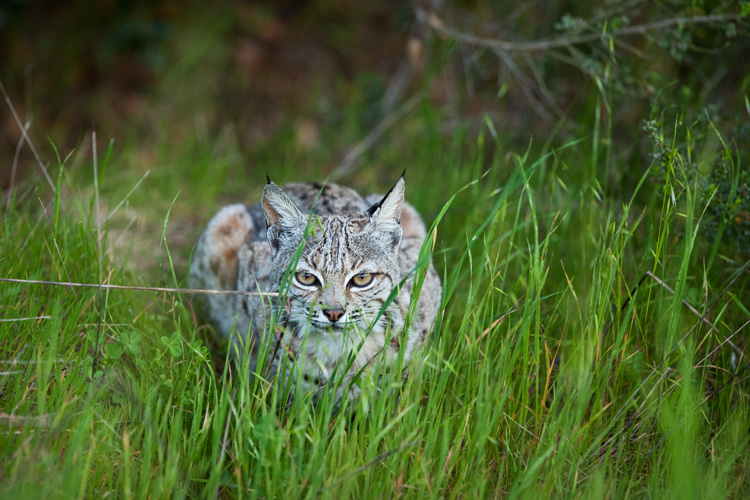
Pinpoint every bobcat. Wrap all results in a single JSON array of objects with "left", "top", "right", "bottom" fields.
[{"left": 189, "top": 175, "right": 441, "bottom": 399}]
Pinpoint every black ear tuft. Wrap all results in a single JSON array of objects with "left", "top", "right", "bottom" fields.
[
  {"left": 366, "top": 198, "right": 382, "bottom": 218},
  {"left": 366, "top": 176, "right": 405, "bottom": 227},
  {"left": 266, "top": 173, "right": 272, "bottom": 184}
]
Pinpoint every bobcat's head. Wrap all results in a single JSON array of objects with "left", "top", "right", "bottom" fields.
[{"left": 262, "top": 177, "right": 405, "bottom": 338}]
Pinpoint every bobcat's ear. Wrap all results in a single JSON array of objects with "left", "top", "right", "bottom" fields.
[
  {"left": 262, "top": 182, "right": 304, "bottom": 228},
  {"left": 260, "top": 182, "right": 305, "bottom": 255},
  {"left": 367, "top": 175, "right": 405, "bottom": 229},
  {"left": 366, "top": 176, "right": 405, "bottom": 249},
  {"left": 262, "top": 183, "right": 305, "bottom": 253}
]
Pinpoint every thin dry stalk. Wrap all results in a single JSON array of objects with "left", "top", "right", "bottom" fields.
[
  {"left": 320, "top": 440, "right": 420, "bottom": 493},
  {"left": 107, "top": 169, "right": 151, "bottom": 222},
  {"left": 0, "top": 316, "right": 53, "bottom": 322},
  {"left": 0, "top": 79, "right": 55, "bottom": 191},
  {"left": 6, "top": 121, "right": 30, "bottom": 210},
  {"left": 0, "top": 278, "right": 278, "bottom": 297},
  {"left": 331, "top": 91, "right": 425, "bottom": 180},
  {"left": 0, "top": 412, "right": 56, "bottom": 426},
  {"left": 603, "top": 270, "right": 738, "bottom": 355}
]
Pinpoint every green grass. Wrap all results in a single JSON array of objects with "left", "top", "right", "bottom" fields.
[{"left": 2, "top": 101, "right": 750, "bottom": 499}]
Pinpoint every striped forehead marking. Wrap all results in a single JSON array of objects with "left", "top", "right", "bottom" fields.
[{"left": 303, "top": 216, "right": 363, "bottom": 274}]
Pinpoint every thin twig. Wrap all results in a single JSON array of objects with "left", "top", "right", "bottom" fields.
[
  {"left": 92, "top": 132, "right": 104, "bottom": 379},
  {"left": 602, "top": 270, "right": 733, "bottom": 353},
  {"left": 107, "top": 169, "right": 151, "bottom": 222},
  {"left": 598, "top": 260, "right": 750, "bottom": 455},
  {"left": 700, "top": 318, "right": 750, "bottom": 367},
  {"left": 645, "top": 271, "right": 727, "bottom": 341},
  {"left": 216, "top": 393, "right": 235, "bottom": 477},
  {"left": 0, "top": 278, "right": 278, "bottom": 297},
  {"left": 382, "top": 8, "right": 435, "bottom": 113},
  {"left": 0, "top": 316, "right": 52, "bottom": 322},
  {"left": 494, "top": 49, "right": 551, "bottom": 119},
  {"left": 6, "top": 121, "right": 30, "bottom": 210},
  {"left": 608, "top": 366, "right": 672, "bottom": 449},
  {"left": 110, "top": 215, "right": 139, "bottom": 250},
  {"left": 320, "top": 440, "right": 420, "bottom": 493},
  {"left": 0, "top": 79, "right": 56, "bottom": 191},
  {"left": 92, "top": 132, "right": 108, "bottom": 379},
  {"left": 0, "top": 359, "right": 62, "bottom": 365},
  {"left": 331, "top": 91, "right": 425, "bottom": 180},
  {"left": 700, "top": 319, "right": 750, "bottom": 403},
  {"left": 0, "top": 412, "right": 55, "bottom": 426},
  {"left": 703, "top": 359, "right": 750, "bottom": 403}
]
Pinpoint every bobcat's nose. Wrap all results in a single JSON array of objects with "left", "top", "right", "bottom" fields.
[{"left": 323, "top": 307, "right": 345, "bottom": 323}]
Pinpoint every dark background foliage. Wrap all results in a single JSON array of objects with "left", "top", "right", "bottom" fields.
[
  {"left": 3, "top": 1, "right": 747, "bottom": 167},
  {"left": 5, "top": 0, "right": 748, "bottom": 260}
]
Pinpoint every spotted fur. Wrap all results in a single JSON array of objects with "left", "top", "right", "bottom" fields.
[{"left": 189, "top": 177, "right": 441, "bottom": 399}]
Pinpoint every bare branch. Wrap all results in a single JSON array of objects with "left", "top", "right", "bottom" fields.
[{"left": 418, "top": 8, "right": 740, "bottom": 53}]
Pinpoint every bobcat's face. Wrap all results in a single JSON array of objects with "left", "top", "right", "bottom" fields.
[
  {"left": 262, "top": 179, "right": 405, "bottom": 341},
  {"left": 285, "top": 213, "right": 400, "bottom": 337}
]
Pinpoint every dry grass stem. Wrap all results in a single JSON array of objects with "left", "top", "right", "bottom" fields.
[
  {"left": 0, "top": 79, "right": 56, "bottom": 191},
  {"left": 0, "top": 278, "right": 278, "bottom": 297}
]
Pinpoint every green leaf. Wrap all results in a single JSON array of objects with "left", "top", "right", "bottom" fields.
[{"left": 104, "top": 342, "right": 123, "bottom": 360}]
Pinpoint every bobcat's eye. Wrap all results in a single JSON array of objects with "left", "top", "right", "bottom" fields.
[
  {"left": 295, "top": 272, "right": 319, "bottom": 287},
  {"left": 350, "top": 273, "right": 374, "bottom": 288}
]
